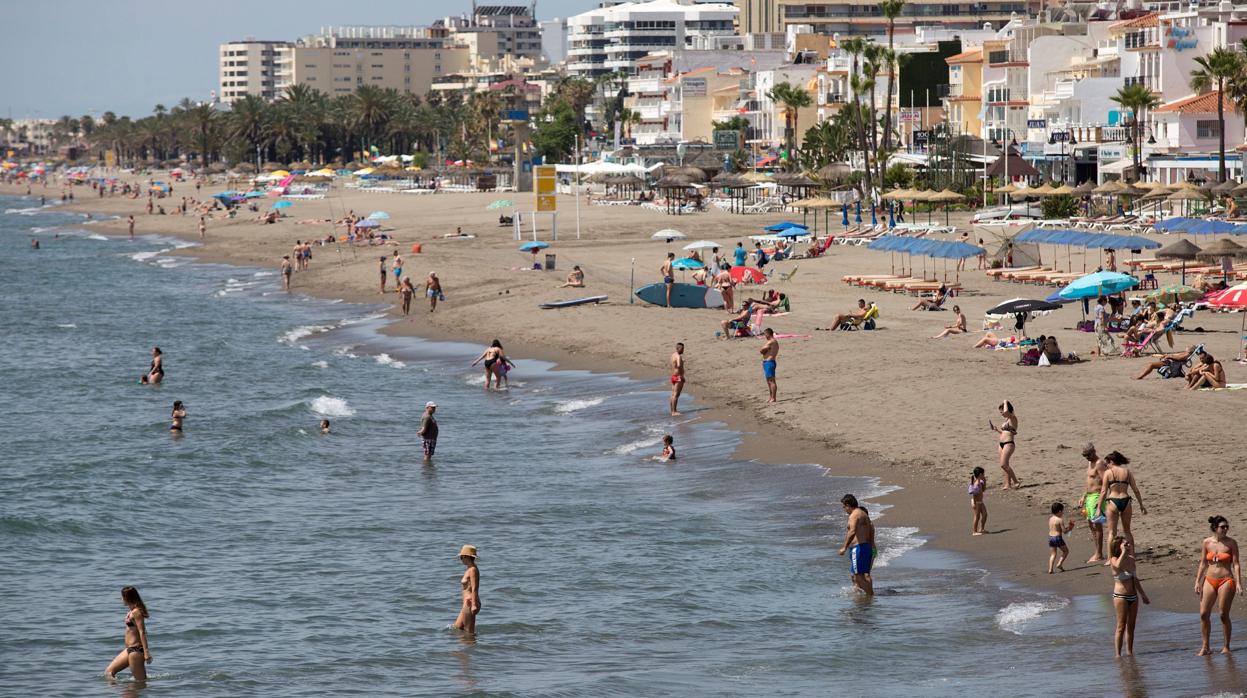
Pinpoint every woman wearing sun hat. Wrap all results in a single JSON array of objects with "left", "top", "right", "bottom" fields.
[{"left": 453, "top": 545, "right": 480, "bottom": 634}]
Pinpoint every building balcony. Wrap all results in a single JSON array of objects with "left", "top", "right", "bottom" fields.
[
  {"left": 628, "top": 78, "right": 664, "bottom": 94},
  {"left": 634, "top": 103, "right": 664, "bottom": 119}
]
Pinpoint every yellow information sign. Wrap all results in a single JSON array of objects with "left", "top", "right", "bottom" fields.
[
  {"left": 534, "top": 165, "right": 556, "bottom": 212},
  {"left": 104, "top": 150, "right": 116, "bottom": 167}
]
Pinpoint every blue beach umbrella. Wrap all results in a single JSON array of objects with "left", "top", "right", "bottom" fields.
[
  {"left": 518, "top": 241, "right": 549, "bottom": 252},
  {"left": 212, "top": 191, "right": 237, "bottom": 201},
  {"left": 368, "top": 210, "right": 390, "bottom": 220},
  {"left": 776, "top": 227, "right": 809, "bottom": 239},
  {"left": 354, "top": 219, "right": 380, "bottom": 229},
  {"left": 244, "top": 191, "right": 266, "bottom": 199},
  {"left": 272, "top": 200, "right": 292, "bottom": 209},
  {"left": 1057, "top": 271, "right": 1139, "bottom": 300},
  {"left": 841, "top": 204, "right": 849, "bottom": 228},
  {"left": 672, "top": 257, "right": 705, "bottom": 270},
  {"left": 765, "top": 221, "right": 807, "bottom": 232},
  {"left": 888, "top": 204, "right": 895, "bottom": 229}
]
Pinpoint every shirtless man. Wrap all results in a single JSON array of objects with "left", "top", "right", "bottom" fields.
[
  {"left": 1134, "top": 344, "right": 1197, "bottom": 380},
  {"left": 280, "top": 255, "right": 293, "bottom": 291},
  {"left": 838, "top": 494, "right": 875, "bottom": 595},
  {"left": 720, "top": 301, "right": 755, "bottom": 339},
  {"left": 829, "top": 299, "right": 869, "bottom": 330},
  {"left": 661, "top": 253, "right": 675, "bottom": 307},
  {"left": 760, "top": 327, "right": 779, "bottom": 403},
  {"left": 669, "top": 343, "right": 686, "bottom": 416},
  {"left": 1077, "top": 443, "right": 1109, "bottom": 562}
]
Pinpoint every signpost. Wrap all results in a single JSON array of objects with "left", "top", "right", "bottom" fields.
[
  {"left": 713, "top": 130, "right": 741, "bottom": 151},
  {"left": 535, "top": 165, "right": 556, "bottom": 212}
]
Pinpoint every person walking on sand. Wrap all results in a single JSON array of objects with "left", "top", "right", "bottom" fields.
[
  {"left": 1047, "top": 502, "right": 1076, "bottom": 573},
  {"left": 198, "top": 216, "right": 206, "bottom": 240},
  {"left": 418, "top": 401, "right": 438, "bottom": 464},
  {"left": 760, "top": 328, "right": 778, "bottom": 403},
  {"left": 661, "top": 252, "right": 675, "bottom": 307},
  {"left": 968, "top": 467, "right": 987, "bottom": 535},
  {"left": 378, "top": 256, "right": 388, "bottom": 294},
  {"left": 400, "top": 278, "right": 414, "bottom": 316},
  {"left": 838, "top": 494, "right": 875, "bottom": 596},
  {"left": 1196, "top": 515, "right": 1241, "bottom": 656},
  {"left": 1078, "top": 443, "right": 1109, "bottom": 562},
  {"left": 669, "top": 342, "right": 685, "bottom": 416},
  {"left": 453, "top": 545, "right": 481, "bottom": 634},
  {"left": 280, "top": 255, "right": 293, "bottom": 291},
  {"left": 1097, "top": 450, "right": 1146, "bottom": 548},
  {"left": 988, "top": 400, "right": 1021, "bottom": 489},
  {"left": 1109, "top": 536, "right": 1149, "bottom": 657},
  {"left": 425, "top": 272, "right": 443, "bottom": 312},
  {"left": 391, "top": 251, "right": 403, "bottom": 292},
  {"left": 105, "top": 586, "right": 152, "bottom": 682},
  {"left": 128, "top": 215, "right": 135, "bottom": 241}
]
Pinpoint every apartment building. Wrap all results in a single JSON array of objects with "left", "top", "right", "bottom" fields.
[
  {"left": 945, "top": 48, "right": 984, "bottom": 136},
  {"left": 566, "top": 0, "right": 739, "bottom": 80},
  {"left": 438, "top": 4, "right": 544, "bottom": 60},
  {"left": 735, "top": 0, "right": 1042, "bottom": 38},
  {"left": 219, "top": 40, "right": 290, "bottom": 102},
  {"left": 271, "top": 28, "right": 471, "bottom": 99}
]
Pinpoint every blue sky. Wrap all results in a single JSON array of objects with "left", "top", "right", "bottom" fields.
[{"left": 1, "top": 0, "right": 590, "bottom": 120}]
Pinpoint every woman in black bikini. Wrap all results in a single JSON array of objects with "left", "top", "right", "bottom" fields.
[
  {"left": 1196, "top": 515, "right": 1241, "bottom": 656},
  {"left": 106, "top": 586, "right": 152, "bottom": 681},
  {"left": 143, "top": 347, "right": 164, "bottom": 385},
  {"left": 988, "top": 400, "right": 1021, "bottom": 489},
  {"left": 1109, "top": 536, "right": 1149, "bottom": 657},
  {"left": 1097, "top": 451, "right": 1146, "bottom": 548},
  {"left": 170, "top": 401, "right": 186, "bottom": 432},
  {"left": 471, "top": 340, "right": 505, "bottom": 391}
]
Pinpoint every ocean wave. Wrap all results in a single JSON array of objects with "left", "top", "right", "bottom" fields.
[
  {"left": 130, "top": 249, "right": 167, "bottom": 262},
  {"left": 995, "top": 598, "right": 1070, "bottom": 635},
  {"left": 311, "top": 360, "right": 329, "bottom": 369},
  {"left": 554, "top": 397, "right": 605, "bottom": 414},
  {"left": 280, "top": 324, "right": 334, "bottom": 345},
  {"left": 253, "top": 271, "right": 274, "bottom": 277},
  {"left": 611, "top": 424, "right": 668, "bottom": 455},
  {"left": 87, "top": 233, "right": 109, "bottom": 241},
  {"left": 55, "top": 323, "right": 77, "bottom": 329},
  {"left": 374, "top": 353, "right": 406, "bottom": 368},
  {"left": 5, "top": 207, "right": 41, "bottom": 215},
  {"left": 872, "top": 526, "right": 923, "bottom": 568},
  {"left": 308, "top": 396, "right": 355, "bottom": 417}
]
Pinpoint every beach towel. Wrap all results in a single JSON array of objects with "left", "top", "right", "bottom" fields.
[{"left": 771, "top": 333, "right": 811, "bottom": 340}]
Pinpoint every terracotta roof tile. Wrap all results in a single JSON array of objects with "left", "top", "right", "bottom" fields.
[
  {"left": 946, "top": 49, "right": 983, "bottom": 64},
  {"left": 1111, "top": 12, "right": 1159, "bottom": 30},
  {"left": 1153, "top": 91, "right": 1234, "bottom": 114}
]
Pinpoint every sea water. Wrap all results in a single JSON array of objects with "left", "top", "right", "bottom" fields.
[{"left": 2, "top": 196, "right": 1243, "bottom": 697}]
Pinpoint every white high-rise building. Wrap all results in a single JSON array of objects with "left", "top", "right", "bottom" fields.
[
  {"left": 219, "top": 39, "right": 290, "bottom": 102},
  {"left": 566, "top": 0, "right": 738, "bottom": 80}
]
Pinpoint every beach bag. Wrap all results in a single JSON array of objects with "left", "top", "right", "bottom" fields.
[
  {"left": 1018, "top": 348, "right": 1040, "bottom": 366},
  {"left": 1157, "top": 360, "right": 1185, "bottom": 379},
  {"left": 1038, "top": 353, "right": 1051, "bottom": 367}
]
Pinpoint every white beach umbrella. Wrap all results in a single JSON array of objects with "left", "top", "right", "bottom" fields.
[
  {"left": 652, "top": 229, "right": 687, "bottom": 241},
  {"left": 683, "top": 240, "right": 721, "bottom": 251}
]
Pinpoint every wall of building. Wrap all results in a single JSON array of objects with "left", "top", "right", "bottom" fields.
[
  {"left": 283, "top": 45, "right": 470, "bottom": 97},
  {"left": 219, "top": 41, "right": 287, "bottom": 102}
]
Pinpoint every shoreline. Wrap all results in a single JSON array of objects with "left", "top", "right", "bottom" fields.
[{"left": 8, "top": 181, "right": 1242, "bottom": 620}]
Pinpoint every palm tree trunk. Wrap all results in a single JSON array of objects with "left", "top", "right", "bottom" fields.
[
  {"left": 884, "top": 22, "right": 895, "bottom": 152},
  {"left": 1217, "top": 80, "right": 1226, "bottom": 182}
]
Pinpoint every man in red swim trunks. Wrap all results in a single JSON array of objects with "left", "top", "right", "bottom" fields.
[{"left": 669, "top": 342, "right": 685, "bottom": 416}]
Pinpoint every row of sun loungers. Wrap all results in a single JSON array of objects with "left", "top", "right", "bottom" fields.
[
  {"left": 839, "top": 273, "right": 963, "bottom": 296},
  {"left": 984, "top": 266, "right": 1087, "bottom": 285}
]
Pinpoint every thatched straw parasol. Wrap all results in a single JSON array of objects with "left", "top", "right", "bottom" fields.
[
  {"left": 1196, "top": 238, "right": 1247, "bottom": 261},
  {"left": 1092, "top": 180, "right": 1124, "bottom": 194},
  {"left": 661, "top": 165, "right": 706, "bottom": 182},
  {"left": 817, "top": 162, "right": 853, "bottom": 183}
]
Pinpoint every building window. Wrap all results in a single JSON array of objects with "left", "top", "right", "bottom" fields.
[{"left": 1197, "top": 120, "right": 1220, "bottom": 139}]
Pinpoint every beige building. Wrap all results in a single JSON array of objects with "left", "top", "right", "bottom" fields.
[
  {"left": 735, "top": 0, "right": 1041, "bottom": 38},
  {"left": 277, "top": 44, "right": 471, "bottom": 98},
  {"left": 219, "top": 40, "right": 290, "bottom": 102}
]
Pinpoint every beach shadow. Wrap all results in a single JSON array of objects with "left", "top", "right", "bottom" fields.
[{"left": 985, "top": 528, "right": 1014, "bottom": 535}]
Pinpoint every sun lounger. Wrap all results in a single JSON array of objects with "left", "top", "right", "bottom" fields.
[{"left": 986, "top": 265, "right": 1042, "bottom": 279}]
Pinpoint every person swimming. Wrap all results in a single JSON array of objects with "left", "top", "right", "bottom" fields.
[{"left": 320, "top": 419, "right": 331, "bottom": 434}]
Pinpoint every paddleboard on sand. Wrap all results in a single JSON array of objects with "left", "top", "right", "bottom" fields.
[
  {"left": 634, "top": 282, "right": 724, "bottom": 309},
  {"left": 540, "top": 295, "right": 608, "bottom": 309}
]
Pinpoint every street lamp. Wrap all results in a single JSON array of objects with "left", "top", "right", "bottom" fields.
[{"left": 1047, "top": 128, "right": 1076, "bottom": 183}]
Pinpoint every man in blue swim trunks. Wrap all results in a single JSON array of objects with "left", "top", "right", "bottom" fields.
[
  {"left": 838, "top": 494, "right": 875, "bottom": 595},
  {"left": 759, "top": 327, "right": 778, "bottom": 403}
]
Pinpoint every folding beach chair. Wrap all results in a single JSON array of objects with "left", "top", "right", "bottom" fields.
[{"left": 841, "top": 303, "right": 879, "bottom": 331}]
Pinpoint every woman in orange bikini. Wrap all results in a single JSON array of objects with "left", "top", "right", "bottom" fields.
[{"left": 1196, "top": 515, "right": 1241, "bottom": 656}]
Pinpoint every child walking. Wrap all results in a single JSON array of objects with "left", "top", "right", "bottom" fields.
[
  {"left": 1047, "top": 502, "right": 1077, "bottom": 573},
  {"left": 969, "top": 467, "right": 987, "bottom": 535}
]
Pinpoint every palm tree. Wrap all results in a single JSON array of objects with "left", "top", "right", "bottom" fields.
[
  {"left": 184, "top": 103, "right": 218, "bottom": 167},
  {"left": 767, "top": 82, "right": 813, "bottom": 171},
  {"left": 350, "top": 85, "right": 396, "bottom": 153},
  {"left": 554, "top": 76, "right": 596, "bottom": 134},
  {"left": 1190, "top": 46, "right": 1242, "bottom": 182},
  {"left": 1110, "top": 84, "right": 1161, "bottom": 182},
  {"left": 229, "top": 94, "right": 270, "bottom": 167},
  {"left": 879, "top": 0, "right": 906, "bottom": 151},
  {"left": 618, "top": 108, "right": 641, "bottom": 141}
]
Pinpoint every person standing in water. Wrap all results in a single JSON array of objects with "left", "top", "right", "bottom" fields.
[
  {"left": 418, "top": 401, "right": 438, "bottom": 464},
  {"left": 105, "top": 586, "right": 152, "bottom": 681},
  {"left": 170, "top": 401, "right": 186, "bottom": 432},
  {"left": 1196, "top": 515, "right": 1241, "bottom": 656},
  {"left": 280, "top": 255, "right": 293, "bottom": 292},
  {"left": 760, "top": 328, "right": 778, "bottom": 403},
  {"left": 128, "top": 215, "right": 135, "bottom": 241},
  {"left": 1109, "top": 536, "right": 1149, "bottom": 657},
  {"left": 838, "top": 494, "right": 875, "bottom": 596},
  {"left": 453, "top": 545, "right": 481, "bottom": 634},
  {"left": 471, "top": 341, "right": 506, "bottom": 391},
  {"left": 1078, "top": 443, "right": 1108, "bottom": 562},
  {"left": 968, "top": 467, "right": 987, "bottom": 535},
  {"left": 988, "top": 400, "right": 1021, "bottom": 489},
  {"left": 142, "top": 347, "right": 164, "bottom": 385},
  {"left": 669, "top": 342, "right": 685, "bottom": 416}
]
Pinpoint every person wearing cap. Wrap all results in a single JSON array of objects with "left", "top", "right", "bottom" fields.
[
  {"left": 453, "top": 544, "right": 481, "bottom": 633},
  {"left": 425, "top": 271, "right": 443, "bottom": 312},
  {"left": 418, "top": 402, "right": 438, "bottom": 463}
]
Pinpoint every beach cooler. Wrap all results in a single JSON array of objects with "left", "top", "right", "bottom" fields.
[{"left": 545, "top": 254, "right": 556, "bottom": 271}]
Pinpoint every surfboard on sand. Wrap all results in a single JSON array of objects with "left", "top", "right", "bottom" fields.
[
  {"left": 539, "top": 295, "right": 609, "bottom": 309},
  {"left": 634, "top": 282, "right": 724, "bottom": 309}
]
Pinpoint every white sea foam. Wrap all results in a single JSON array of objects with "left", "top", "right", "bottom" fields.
[
  {"left": 554, "top": 397, "right": 605, "bottom": 414},
  {"left": 87, "top": 233, "right": 109, "bottom": 241},
  {"left": 871, "top": 526, "right": 924, "bottom": 568},
  {"left": 311, "top": 360, "right": 329, "bottom": 369},
  {"left": 5, "top": 207, "right": 41, "bottom": 215},
  {"left": 253, "top": 271, "right": 274, "bottom": 277},
  {"left": 56, "top": 323, "right": 77, "bottom": 329},
  {"left": 613, "top": 434, "right": 665, "bottom": 455},
  {"left": 130, "top": 249, "right": 165, "bottom": 262},
  {"left": 332, "top": 345, "right": 359, "bottom": 358},
  {"left": 308, "top": 396, "right": 355, "bottom": 417},
  {"left": 280, "top": 324, "right": 333, "bottom": 345},
  {"left": 995, "top": 599, "right": 1070, "bottom": 635},
  {"left": 374, "top": 353, "right": 406, "bottom": 368}
]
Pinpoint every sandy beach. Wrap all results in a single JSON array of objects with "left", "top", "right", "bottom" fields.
[{"left": 15, "top": 175, "right": 1246, "bottom": 614}]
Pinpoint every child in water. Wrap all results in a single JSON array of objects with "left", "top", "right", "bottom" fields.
[
  {"left": 1047, "top": 502, "right": 1076, "bottom": 573},
  {"left": 660, "top": 435, "right": 676, "bottom": 461},
  {"left": 320, "top": 419, "right": 331, "bottom": 434}
]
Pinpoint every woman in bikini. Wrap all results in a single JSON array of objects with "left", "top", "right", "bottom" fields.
[
  {"left": 400, "top": 278, "right": 414, "bottom": 316},
  {"left": 170, "top": 400, "right": 186, "bottom": 432},
  {"left": 988, "top": 400, "right": 1021, "bottom": 489},
  {"left": 453, "top": 545, "right": 481, "bottom": 634},
  {"left": 1109, "top": 536, "right": 1149, "bottom": 657},
  {"left": 1196, "top": 515, "right": 1241, "bottom": 655},
  {"left": 1186, "top": 352, "right": 1227, "bottom": 390},
  {"left": 471, "top": 340, "right": 505, "bottom": 391},
  {"left": 143, "top": 347, "right": 164, "bottom": 385},
  {"left": 968, "top": 466, "right": 987, "bottom": 535},
  {"left": 106, "top": 586, "right": 152, "bottom": 681},
  {"left": 1097, "top": 450, "right": 1146, "bottom": 548}
]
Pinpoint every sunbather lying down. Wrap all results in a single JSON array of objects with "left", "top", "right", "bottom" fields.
[
  {"left": 974, "top": 332, "right": 1019, "bottom": 349},
  {"left": 1134, "top": 344, "right": 1200, "bottom": 380}
]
